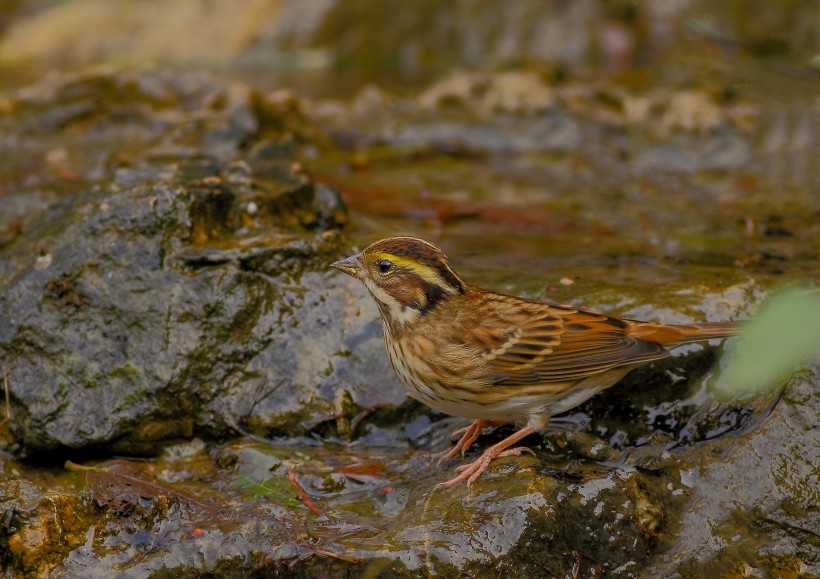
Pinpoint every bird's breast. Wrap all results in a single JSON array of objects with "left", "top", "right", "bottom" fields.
[{"left": 383, "top": 333, "right": 539, "bottom": 423}]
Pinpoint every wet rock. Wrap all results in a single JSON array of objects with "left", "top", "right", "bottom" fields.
[
  {"left": 4, "top": 341, "right": 817, "bottom": 579},
  {"left": 0, "top": 480, "right": 89, "bottom": 577},
  {"left": 318, "top": 81, "right": 584, "bottom": 155},
  {"left": 418, "top": 70, "right": 556, "bottom": 116},
  {"left": 0, "top": 71, "right": 407, "bottom": 456},
  {"left": 660, "top": 90, "right": 726, "bottom": 135},
  {"left": 349, "top": 462, "right": 662, "bottom": 577},
  {"left": 316, "top": 74, "right": 763, "bottom": 178},
  {"left": 645, "top": 362, "right": 820, "bottom": 577},
  {"left": 0, "top": 441, "right": 665, "bottom": 578}
]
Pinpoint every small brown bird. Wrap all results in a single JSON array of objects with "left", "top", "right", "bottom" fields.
[{"left": 331, "top": 237, "right": 737, "bottom": 488}]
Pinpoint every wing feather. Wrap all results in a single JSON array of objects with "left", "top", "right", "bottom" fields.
[{"left": 460, "top": 293, "right": 670, "bottom": 386}]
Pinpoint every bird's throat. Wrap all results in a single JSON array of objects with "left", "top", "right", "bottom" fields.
[{"left": 365, "top": 277, "right": 452, "bottom": 335}]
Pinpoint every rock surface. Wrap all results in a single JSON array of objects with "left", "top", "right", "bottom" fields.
[{"left": 0, "top": 70, "right": 406, "bottom": 457}]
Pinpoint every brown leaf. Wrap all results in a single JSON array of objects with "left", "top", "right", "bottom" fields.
[
  {"left": 338, "top": 461, "right": 387, "bottom": 482},
  {"left": 66, "top": 460, "right": 218, "bottom": 514}
]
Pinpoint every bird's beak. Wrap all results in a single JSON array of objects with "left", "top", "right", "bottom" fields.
[{"left": 331, "top": 253, "right": 365, "bottom": 279}]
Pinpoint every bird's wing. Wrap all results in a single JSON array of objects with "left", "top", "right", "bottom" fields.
[{"left": 462, "top": 295, "right": 669, "bottom": 386}]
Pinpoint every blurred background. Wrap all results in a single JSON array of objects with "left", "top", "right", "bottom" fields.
[
  {"left": 2, "top": 0, "right": 818, "bottom": 96},
  {"left": 1, "top": 0, "right": 817, "bottom": 293}
]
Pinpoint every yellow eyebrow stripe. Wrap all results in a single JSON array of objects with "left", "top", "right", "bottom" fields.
[{"left": 373, "top": 252, "right": 446, "bottom": 286}]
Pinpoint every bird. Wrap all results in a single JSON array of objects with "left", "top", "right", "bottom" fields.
[{"left": 331, "top": 236, "right": 737, "bottom": 488}]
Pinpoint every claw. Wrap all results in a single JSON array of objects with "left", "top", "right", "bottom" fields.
[
  {"left": 438, "top": 419, "right": 493, "bottom": 465},
  {"left": 436, "top": 426, "right": 537, "bottom": 489},
  {"left": 449, "top": 425, "right": 471, "bottom": 439}
]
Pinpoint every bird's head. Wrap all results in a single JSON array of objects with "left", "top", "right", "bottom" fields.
[{"left": 331, "top": 237, "right": 464, "bottom": 324}]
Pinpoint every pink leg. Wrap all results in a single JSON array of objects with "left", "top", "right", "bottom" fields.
[
  {"left": 438, "top": 419, "right": 501, "bottom": 465},
  {"left": 436, "top": 425, "right": 537, "bottom": 488}
]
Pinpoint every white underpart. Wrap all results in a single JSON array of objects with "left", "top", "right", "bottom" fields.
[
  {"left": 405, "top": 365, "right": 636, "bottom": 430},
  {"left": 363, "top": 279, "right": 420, "bottom": 326}
]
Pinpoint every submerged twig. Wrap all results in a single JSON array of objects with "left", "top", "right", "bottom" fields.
[
  {"left": 305, "top": 545, "right": 360, "bottom": 564},
  {"left": 287, "top": 470, "right": 322, "bottom": 515}
]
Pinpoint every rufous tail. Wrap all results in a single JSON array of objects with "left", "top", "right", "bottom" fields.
[{"left": 628, "top": 321, "right": 739, "bottom": 346}]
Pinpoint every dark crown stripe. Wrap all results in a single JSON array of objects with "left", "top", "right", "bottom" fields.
[{"left": 365, "top": 237, "right": 465, "bottom": 293}]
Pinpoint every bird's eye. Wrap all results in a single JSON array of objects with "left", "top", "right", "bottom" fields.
[{"left": 377, "top": 260, "right": 393, "bottom": 274}]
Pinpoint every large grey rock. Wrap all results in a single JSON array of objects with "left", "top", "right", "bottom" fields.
[{"left": 0, "top": 70, "right": 407, "bottom": 456}]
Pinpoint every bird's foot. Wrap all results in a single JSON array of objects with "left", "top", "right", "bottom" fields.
[
  {"left": 435, "top": 425, "right": 537, "bottom": 489},
  {"left": 438, "top": 419, "right": 496, "bottom": 464},
  {"left": 435, "top": 446, "right": 533, "bottom": 489}
]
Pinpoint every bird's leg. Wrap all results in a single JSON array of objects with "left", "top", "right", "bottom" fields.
[
  {"left": 439, "top": 419, "right": 501, "bottom": 464},
  {"left": 436, "top": 425, "right": 537, "bottom": 488}
]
